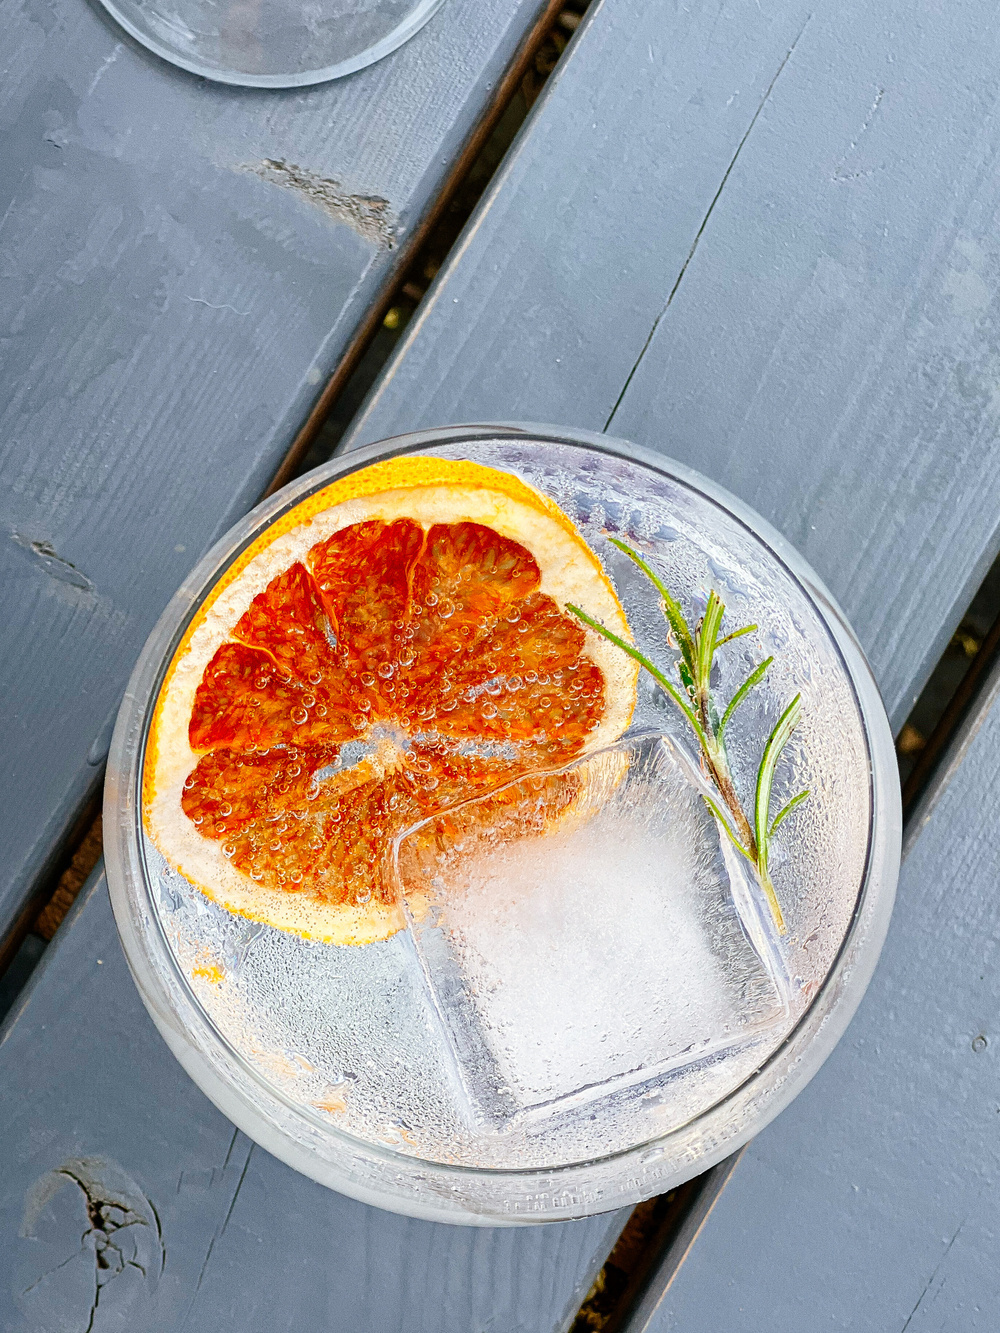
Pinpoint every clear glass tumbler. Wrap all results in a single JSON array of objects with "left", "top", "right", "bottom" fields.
[{"left": 104, "top": 424, "right": 900, "bottom": 1224}]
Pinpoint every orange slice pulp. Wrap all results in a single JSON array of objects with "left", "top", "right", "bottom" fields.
[{"left": 144, "top": 455, "right": 637, "bottom": 944}]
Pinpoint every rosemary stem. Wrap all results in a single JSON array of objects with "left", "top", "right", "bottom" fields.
[
  {"left": 567, "top": 569, "right": 801, "bottom": 938},
  {"left": 708, "top": 756, "right": 758, "bottom": 861},
  {"left": 757, "top": 870, "right": 787, "bottom": 935}
]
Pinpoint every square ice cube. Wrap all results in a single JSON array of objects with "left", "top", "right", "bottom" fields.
[{"left": 391, "top": 732, "right": 790, "bottom": 1130}]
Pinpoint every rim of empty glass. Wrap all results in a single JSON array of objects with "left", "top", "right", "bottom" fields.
[
  {"left": 105, "top": 423, "right": 900, "bottom": 1222},
  {"left": 94, "top": 0, "right": 446, "bottom": 89}
]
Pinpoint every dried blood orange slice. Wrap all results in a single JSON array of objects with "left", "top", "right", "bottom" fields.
[{"left": 144, "top": 456, "right": 636, "bottom": 944}]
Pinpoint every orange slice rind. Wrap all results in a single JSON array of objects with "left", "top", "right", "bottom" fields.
[{"left": 144, "top": 455, "right": 637, "bottom": 945}]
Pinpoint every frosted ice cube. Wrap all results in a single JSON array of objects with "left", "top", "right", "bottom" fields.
[{"left": 391, "top": 732, "right": 791, "bottom": 1130}]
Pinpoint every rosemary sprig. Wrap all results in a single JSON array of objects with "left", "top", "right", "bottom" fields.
[{"left": 568, "top": 539, "right": 808, "bottom": 934}]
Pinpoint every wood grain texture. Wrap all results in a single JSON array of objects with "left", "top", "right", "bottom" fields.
[
  {"left": 347, "top": 0, "right": 1000, "bottom": 737},
  {"left": 0, "top": 871, "right": 627, "bottom": 1331},
  {"left": 8, "top": 0, "right": 1000, "bottom": 1325},
  {"left": 0, "top": 0, "right": 552, "bottom": 950},
  {"left": 638, "top": 663, "right": 1000, "bottom": 1332}
]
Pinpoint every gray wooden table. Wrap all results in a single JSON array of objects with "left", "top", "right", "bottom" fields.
[{"left": 6, "top": 0, "right": 1000, "bottom": 1326}]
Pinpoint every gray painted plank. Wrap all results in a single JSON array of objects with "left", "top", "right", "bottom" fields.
[
  {"left": 637, "top": 662, "right": 1000, "bottom": 1332},
  {"left": 0, "top": 870, "right": 626, "bottom": 1331},
  {"left": 8, "top": 0, "right": 1000, "bottom": 1326},
  {"left": 0, "top": 0, "right": 552, "bottom": 949},
  {"left": 347, "top": 0, "right": 1000, "bottom": 736}
]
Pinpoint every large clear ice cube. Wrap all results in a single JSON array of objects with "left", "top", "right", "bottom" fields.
[{"left": 391, "top": 732, "right": 791, "bottom": 1131}]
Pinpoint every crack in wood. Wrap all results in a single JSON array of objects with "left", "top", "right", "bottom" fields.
[
  {"left": 604, "top": 13, "right": 813, "bottom": 433},
  {"left": 898, "top": 1218, "right": 966, "bottom": 1333},
  {"left": 832, "top": 87, "right": 885, "bottom": 182},
  {"left": 18, "top": 1156, "right": 164, "bottom": 1331},
  {"left": 187, "top": 1138, "right": 254, "bottom": 1318}
]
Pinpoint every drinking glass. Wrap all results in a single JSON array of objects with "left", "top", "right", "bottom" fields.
[
  {"left": 95, "top": 0, "right": 445, "bottom": 87},
  {"left": 105, "top": 423, "right": 900, "bottom": 1223}
]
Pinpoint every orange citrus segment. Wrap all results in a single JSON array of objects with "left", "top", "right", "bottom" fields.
[{"left": 145, "top": 456, "right": 637, "bottom": 944}]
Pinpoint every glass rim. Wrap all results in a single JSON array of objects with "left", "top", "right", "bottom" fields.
[
  {"left": 93, "top": 0, "right": 446, "bottom": 89},
  {"left": 104, "top": 422, "right": 900, "bottom": 1223}
]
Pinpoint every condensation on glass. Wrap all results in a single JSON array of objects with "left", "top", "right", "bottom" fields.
[{"left": 105, "top": 426, "right": 900, "bottom": 1224}]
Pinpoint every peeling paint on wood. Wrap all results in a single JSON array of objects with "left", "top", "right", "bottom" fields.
[
  {"left": 246, "top": 160, "right": 397, "bottom": 249},
  {"left": 10, "top": 534, "right": 94, "bottom": 594},
  {"left": 17, "top": 1156, "right": 163, "bottom": 1330}
]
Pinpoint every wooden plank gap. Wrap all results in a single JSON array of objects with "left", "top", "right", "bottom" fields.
[
  {"left": 903, "top": 643, "right": 1000, "bottom": 862},
  {"left": 900, "top": 558, "right": 1000, "bottom": 815},
  {"left": 0, "top": 793, "right": 101, "bottom": 980},
  {"left": 34, "top": 814, "right": 104, "bottom": 943},
  {"left": 266, "top": 0, "right": 579, "bottom": 495},
  {"left": 570, "top": 1155, "right": 743, "bottom": 1333},
  {"left": 0, "top": 806, "right": 103, "bottom": 1018}
]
